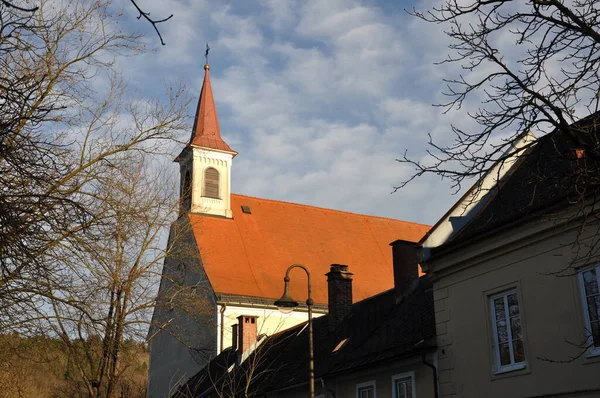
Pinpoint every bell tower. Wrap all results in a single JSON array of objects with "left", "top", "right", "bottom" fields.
[{"left": 175, "top": 63, "right": 236, "bottom": 218}]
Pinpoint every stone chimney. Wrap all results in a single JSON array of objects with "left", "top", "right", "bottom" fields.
[
  {"left": 326, "top": 264, "right": 353, "bottom": 331},
  {"left": 237, "top": 315, "right": 258, "bottom": 354},
  {"left": 390, "top": 239, "right": 419, "bottom": 301}
]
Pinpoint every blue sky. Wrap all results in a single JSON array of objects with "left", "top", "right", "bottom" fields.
[{"left": 115, "top": 0, "right": 474, "bottom": 225}]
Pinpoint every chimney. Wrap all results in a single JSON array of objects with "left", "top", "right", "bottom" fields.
[
  {"left": 390, "top": 239, "right": 419, "bottom": 301},
  {"left": 237, "top": 315, "right": 258, "bottom": 354},
  {"left": 326, "top": 264, "right": 353, "bottom": 331},
  {"left": 231, "top": 324, "right": 238, "bottom": 352}
]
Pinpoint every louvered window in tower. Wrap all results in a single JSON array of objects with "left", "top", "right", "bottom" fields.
[{"left": 203, "top": 167, "right": 220, "bottom": 199}]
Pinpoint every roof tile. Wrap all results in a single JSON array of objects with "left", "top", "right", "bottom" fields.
[
  {"left": 190, "top": 194, "right": 430, "bottom": 304},
  {"left": 189, "top": 65, "right": 235, "bottom": 154}
]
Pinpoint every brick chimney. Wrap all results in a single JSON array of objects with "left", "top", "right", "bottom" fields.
[
  {"left": 390, "top": 239, "right": 419, "bottom": 301},
  {"left": 237, "top": 315, "right": 258, "bottom": 354},
  {"left": 326, "top": 264, "right": 353, "bottom": 331}
]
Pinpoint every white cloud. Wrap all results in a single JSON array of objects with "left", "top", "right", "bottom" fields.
[{"left": 116, "top": 0, "right": 485, "bottom": 225}]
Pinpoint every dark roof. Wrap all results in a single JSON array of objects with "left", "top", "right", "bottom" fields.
[
  {"left": 172, "top": 348, "right": 237, "bottom": 398},
  {"left": 441, "top": 112, "right": 600, "bottom": 250},
  {"left": 174, "top": 276, "right": 435, "bottom": 397}
]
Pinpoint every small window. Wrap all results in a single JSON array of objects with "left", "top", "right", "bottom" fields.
[
  {"left": 203, "top": 167, "right": 219, "bottom": 199},
  {"left": 356, "top": 381, "right": 375, "bottom": 398},
  {"left": 579, "top": 265, "right": 600, "bottom": 356},
  {"left": 181, "top": 170, "right": 192, "bottom": 211},
  {"left": 392, "top": 372, "right": 415, "bottom": 398},
  {"left": 490, "top": 290, "right": 526, "bottom": 373}
]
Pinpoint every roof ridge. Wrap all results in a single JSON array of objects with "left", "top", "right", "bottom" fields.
[{"left": 231, "top": 193, "right": 430, "bottom": 227}]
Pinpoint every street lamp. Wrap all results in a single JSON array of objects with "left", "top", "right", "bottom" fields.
[{"left": 274, "top": 264, "right": 315, "bottom": 398}]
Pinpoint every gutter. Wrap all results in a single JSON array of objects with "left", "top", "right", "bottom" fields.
[
  {"left": 422, "top": 351, "right": 439, "bottom": 398},
  {"left": 318, "top": 378, "right": 336, "bottom": 397}
]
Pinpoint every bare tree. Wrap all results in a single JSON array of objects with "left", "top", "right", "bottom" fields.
[
  {"left": 402, "top": 0, "right": 600, "bottom": 360},
  {"left": 0, "top": 0, "right": 191, "bottom": 334},
  {"left": 29, "top": 152, "right": 210, "bottom": 398},
  {"left": 401, "top": 0, "right": 600, "bottom": 191},
  {"left": 401, "top": 0, "right": 600, "bottom": 262},
  {"left": 1, "top": 0, "right": 172, "bottom": 44}
]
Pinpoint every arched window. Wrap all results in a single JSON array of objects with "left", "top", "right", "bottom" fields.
[
  {"left": 203, "top": 167, "right": 220, "bottom": 199},
  {"left": 181, "top": 170, "right": 192, "bottom": 212}
]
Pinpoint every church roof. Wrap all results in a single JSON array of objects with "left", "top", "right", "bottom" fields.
[
  {"left": 189, "top": 194, "right": 430, "bottom": 305},
  {"left": 189, "top": 64, "right": 235, "bottom": 154}
]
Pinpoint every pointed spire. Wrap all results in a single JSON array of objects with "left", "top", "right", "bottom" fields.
[{"left": 189, "top": 63, "right": 236, "bottom": 154}]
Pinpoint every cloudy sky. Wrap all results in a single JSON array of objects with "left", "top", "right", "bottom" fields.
[{"left": 116, "top": 0, "right": 477, "bottom": 226}]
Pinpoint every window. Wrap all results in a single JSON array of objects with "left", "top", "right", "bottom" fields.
[
  {"left": 203, "top": 167, "right": 219, "bottom": 199},
  {"left": 490, "top": 290, "right": 526, "bottom": 373},
  {"left": 392, "top": 372, "right": 415, "bottom": 398},
  {"left": 579, "top": 265, "right": 600, "bottom": 356},
  {"left": 181, "top": 170, "right": 191, "bottom": 211},
  {"left": 356, "top": 381, "right": 375, "bottom": 398}
]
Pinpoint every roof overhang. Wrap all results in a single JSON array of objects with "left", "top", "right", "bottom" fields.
[{"left": 420, "top": 131, "right": 537, "bottom": 262}]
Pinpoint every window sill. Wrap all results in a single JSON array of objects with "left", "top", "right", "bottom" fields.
[{"left": 493, "top": 362, "right": 527, "bottom": 376}]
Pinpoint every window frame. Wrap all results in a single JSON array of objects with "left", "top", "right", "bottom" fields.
[
  {"left": 489, "top": 289, "right": 527, "bottom": 374},
  {"left": 202, "top": 167, "right": 220, "bottom": 199},
  {"left": 391, "top": 371, "right": 415, "bottom": 398},
  {"left": 356, "top": 380, "right": 376, "bottom": 398},
  {"left": 578, "top": 264, "right": 600, "bottom": 357}
]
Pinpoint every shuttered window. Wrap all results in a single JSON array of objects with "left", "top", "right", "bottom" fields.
[{"left": 203, "top": 168, "right": 220, "bottom": 199}]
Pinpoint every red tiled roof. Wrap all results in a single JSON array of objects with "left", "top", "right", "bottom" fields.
[
  {"left": 189, "top": 65, "right": 236, "bottom": 154},
  {"left": 189, "top": 194, "right": 430, "bottom": 305}
]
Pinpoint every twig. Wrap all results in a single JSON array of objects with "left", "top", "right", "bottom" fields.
[
  {"left": 1, "top": 0, "right": 38, "bottom": 12},
  {"left": 129, "top": 0, "right": 173, "bottom": 46}
]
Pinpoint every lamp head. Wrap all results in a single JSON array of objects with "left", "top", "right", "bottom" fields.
[{"left": 274, "top": 276, "right": 298, "bottom": 314}]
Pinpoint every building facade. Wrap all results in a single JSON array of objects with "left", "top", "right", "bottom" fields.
[
  {"left": 147, "top": 63, "right": 430, "bottom": 398},
  {"left": 421, "top": 119, "right": 600, "bottom": 397},
  {"left": 176, "top": 241, "right": 437, "bottom": 398}
]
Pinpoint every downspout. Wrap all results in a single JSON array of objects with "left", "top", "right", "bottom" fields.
[
  {"left": 422, "top": 351, "right": 439, "bottom": 398},
  {"left": 318, "top": 378, "right": 335, "bottom": 398},
  {"left": 219, "top": 303, "right": 226, "bottom": 352}
]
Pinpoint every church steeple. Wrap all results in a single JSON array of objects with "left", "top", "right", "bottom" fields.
[
  {"left": 176, "top": 62, "right": 235, "bottom": 219},
  {"left": 189, "top": 64, "right": 236, "bottom": 154}
]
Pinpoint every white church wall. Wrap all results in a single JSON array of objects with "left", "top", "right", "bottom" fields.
[
  {"left": 191, "top": 147, "right": 233, "bottom": 218},
  {"left": 217, "top": 305, "right": 326, "bottom": 353}
]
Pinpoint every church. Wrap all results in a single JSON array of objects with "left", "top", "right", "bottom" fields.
[{"left": 147, "top": 62, "right": 430, "bottom": 398}]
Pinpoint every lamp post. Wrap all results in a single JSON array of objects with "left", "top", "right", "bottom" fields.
[{"left": 274, "top": 264, "right": 315, "bottom": 398}]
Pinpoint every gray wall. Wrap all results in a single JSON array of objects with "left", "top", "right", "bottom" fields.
[{"left": 148, "top": 220, "right": 218, "bottom": 398}]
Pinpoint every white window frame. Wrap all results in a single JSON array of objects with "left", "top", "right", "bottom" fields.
[
  {"left": 392, "top": 371, "right": 416, "bottom": 398},
  {"left": 356, "top": 380, "right": 376, "bottom": 398},
  {"left": 578, "top": 264, "right": 600, "bottom": 357},
  {"left": 489, "top": 289, "right": 527, "bottom": 374}
]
